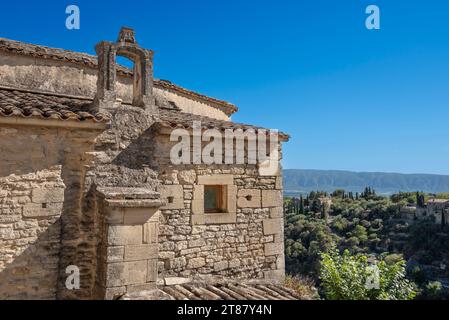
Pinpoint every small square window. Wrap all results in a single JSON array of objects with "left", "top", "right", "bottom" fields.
[{"left": 204, "top": 185, "right": 227, "bottom": 213}]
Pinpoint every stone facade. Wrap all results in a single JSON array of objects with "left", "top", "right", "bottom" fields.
[
  {"left": 156, "top": 168, "right": 285, "bottom": 281},
  {"left": 0, "top": 28, "right": 289, "bottom": 300},
  {"left": 416, "top": 199, "right": 449, "bottom": 225}
]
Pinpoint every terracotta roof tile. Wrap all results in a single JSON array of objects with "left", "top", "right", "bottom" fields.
[
  {"left": 158, "top": 108, "right": 289, "bottom": 140},
  {"left": 0, "top": 88, "right": 109, "bottom": 123},
  {"left": 0, "top": 87, "right": 288, "bottom": 139},
  {"left": 122, "top": 281, "right": 301, "bottom": 300}
]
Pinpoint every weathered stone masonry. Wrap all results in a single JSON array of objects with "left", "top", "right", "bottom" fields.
[{"left": 0, "top": 28, "right": 289, "bottom": 300}]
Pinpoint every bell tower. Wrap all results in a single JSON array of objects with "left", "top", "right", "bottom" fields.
[{"left": 94, "top": 27, "right": 157, "bottom": 113}]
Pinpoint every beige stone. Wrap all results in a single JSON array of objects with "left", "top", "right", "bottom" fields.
[
  {"left": 159, "top": 185, "right": 184, "bottom": 210},
  {"left": 147, "top": 259, "right": 158, "bottom": 282},
  {"left": 275, "top": 176, "right": 283, "bottom": 190},
  {"left": 197, "top": 174, "right": 234, "bottom": 185},
  {"left": 214, "top": 261, "right": 228, "bottom": 272},
  {"left": 270, "top": 207, "right": 284, "bottom": 218},
  {"left": 106, "top": 260, "right": 148, "bottom": 287},
  {"left": 191, "top": 199, "right": 204, "bottom": 215},
  {"left": 106, "top": 208, "right": 125, "bottom": 224},
  {"left": 193, "top": 185, "right": 204, "bottom": 200},
  {"left": 226, "top": 185, "right": 237, "bottom": 213},
  {"left": 108, "top": 225, "right": 143, "bottom": 246},
  {"left": 22, "top": 203, "right": 62, "bottom": 218},
  {"left": 104, "top": 286, "right": 127, "bottom": 300},
  {"left": 164, "top": 277, "right": 191, "bottom": 286},
  {"left": 264, "top": 242, "right": 284, "bottom": 256},
  {"left": 237, "top": 189, "right": 261, "bottom": 208},
  {"left": 187, "top": 257, "right": 206, "bottom": 269},
  {"left": 107, "top": 246, "right": 125, "bottom": 262},
  {"left": 263, "top": 269, "right": 285, "bottom": 283},
  {"left": 261, "top": 190, "right": 283, "bottom": 207},
  {"left": 31, "top": 187, "right": 65, "bottom": 203},
  {"left": 126, "top": 283, "right": 157, "bottom": 293},
  {"left": 263, "top": 218, "right": 283, "bottom": 235},
  {"left": 124, "top": 244, "right": 158, "bottom": 261},
  {"left": 143, "top": 221, "right": 158, "bottom": 244},
  {"left": 123, "top": 208, "right": 158, "bottom": 225}
]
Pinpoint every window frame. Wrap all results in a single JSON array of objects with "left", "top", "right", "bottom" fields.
[{"left": 204, "top": 185, "right": 227, "bottom": 214}]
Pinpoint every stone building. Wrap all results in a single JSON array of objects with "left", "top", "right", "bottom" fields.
[
  {"left": 417, "top": 199, "right": 449, "bottom": 225},
  {"left": 0, "top": 28, "right": 290, "bottom": 300}
]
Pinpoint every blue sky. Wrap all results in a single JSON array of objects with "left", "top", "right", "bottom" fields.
[{"left": 1, "top": 0, "right": 448, "bottom": 174}]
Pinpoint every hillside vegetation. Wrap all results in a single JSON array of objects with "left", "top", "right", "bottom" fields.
[{"left": 284, "top": 189, "right": 449, "bottom": 300}]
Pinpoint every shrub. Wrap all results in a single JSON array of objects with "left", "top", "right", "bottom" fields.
[{"left": 320, "top": 248, "right": 416, "bottom": 300}]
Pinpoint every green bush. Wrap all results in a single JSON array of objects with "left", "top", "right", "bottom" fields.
[{"left": 320, "top": 248, "right": 416, "bottom": 300}]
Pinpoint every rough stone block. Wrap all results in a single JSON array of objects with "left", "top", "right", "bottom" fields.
[
  {"left": 270, "top": 207, "right": 284, "bottom": 218},
  {"left": 159, "top": 185, "right": 184, "bottom": 210},
  {"left": 108, "top": 225, "right": 142, "bottom": 246},
  {"left": 123, "top": 208, "right": 158, "bottom": 225},
  {"left": 191, "top": 214, "right": 204, "bottom": 225},
  {"left": 192, "top": 199, "right": 204, "bottom": 215},
  {"left": 237, "top": 189, "right": 261, "bottom": 208},
  {"left": 227, "top": 185, "right": 237, "bottom": 213},
  {"left": 104, "top": 286, "right": 126, "bottom": 300},
  {"left": 275, "top": 176, "right": 283, "bottom": 190},
  {"left": 31, "top": 187, "right": 65, "bottom": 204},
  {"left": 106, "top": 208, "right": 124, "bottom": 224},
  {"left": 106, "top": 260, "right": 147, "bottom": 287},
  {"left": 205, "top": 212, "right": 236, "bottom": 224},
  {"left": 188, "top": 238, "right": 206, "bottom": 248},
  {"left": 143, "top": 221, "right": 159, "bottom": 244},
  {"left": 193, "top": 185, "right": 204, "bottom": 200},
  {"left": 264, "top": 242, "right": 284, "bottom": 256},
  {"left": 22, "top": 203, "right": 62, "bottom": 218},
  {"left": 229, "top": 259, "right": 241, "bottom": 268},
  {"left": 214, "top": 261, "right": 229, "bottom": 272},
  {"left": 126, "top": 283, "right": 157, "bottom": 293},
  {"left": 107, "top": 246, "right": 124, "bottom": 262},
  {"left": 263, "top": 269, "right": 285, "bottom": 283},
  {"left": 198, "top": 175, "right": 234, "bottom": 185},
  {"left": 164, "top": 277, "right": 191, "bottom": 286},
  {"left": 147, "top": 259, "right": 158, "bottom": 282},
  {"left": 124, "top": 244, "right": 158, "bottom": 261},
  {"left": 187, "top": 257, "right": 206, "bottom": 269},
  {"left": 263, "top": 218, "right": 283, "bottom": 235},
  {"left": 261, "top": 190, "right": 282, "bottom": 208}
]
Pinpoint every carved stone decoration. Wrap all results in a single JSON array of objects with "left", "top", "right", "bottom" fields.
[
  {"left": 118, "top": 27, "right": 136, "bottom": 44},
  {"left": 94, "top": 27, "right": 157, "bottom": 113}
]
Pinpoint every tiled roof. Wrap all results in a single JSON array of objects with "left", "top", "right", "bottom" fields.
[
  {"left": 159, "top": 282, "right": 300, "bottom": 300},
  {"left": 158, "top": 108, "right": 289, "bottom": 141},
  {"left": 0, "top": 87, "right": 288, "bottom": 139},
  {"left": 122, "top": 281, "right": 301, "bottom": 300},
  {"left": 0, "top": 38, "right": 237, "bottom": 115},
  {"left": 0, "top": 87, "right": 109, "bottom": 123}
]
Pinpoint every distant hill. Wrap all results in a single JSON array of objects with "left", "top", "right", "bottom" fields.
[{"left": 283, "top": 169, "right": 449, "bottom": 196}]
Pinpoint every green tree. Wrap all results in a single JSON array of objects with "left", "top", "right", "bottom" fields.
[{"left": 319, "top": 248, "right": 416, "bottom": 300}]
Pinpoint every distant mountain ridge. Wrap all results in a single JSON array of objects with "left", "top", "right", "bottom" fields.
[{"left": 283, "top": 169, "right": 449, "bottom": 196}]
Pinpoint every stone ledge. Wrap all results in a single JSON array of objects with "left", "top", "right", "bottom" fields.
[{"left": 97, "top": 187, "right": 161, "bottom": 200}]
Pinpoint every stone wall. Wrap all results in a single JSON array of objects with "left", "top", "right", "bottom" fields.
[
  {"left": 0, "top": 125, "right": 100, "bottom": 299},
  {"left": 152, "top": 132, "right": 286, "bottom": 282},
  {"left": 0, "top": 52, "right": 230, "bottom": 121}
]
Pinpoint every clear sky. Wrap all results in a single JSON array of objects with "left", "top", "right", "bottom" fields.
[{"left": 1, "top": 0, "right": 448, "bottom": 174}]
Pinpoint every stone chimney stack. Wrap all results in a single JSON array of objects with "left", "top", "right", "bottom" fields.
[{"left": 94, "top": 27, "right": 157, "bottom": 114}]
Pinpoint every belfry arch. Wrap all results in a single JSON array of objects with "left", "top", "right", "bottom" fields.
[{"left": 94, "top": 27, "right": 156, "bottom": 113}]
